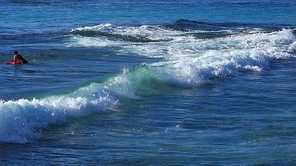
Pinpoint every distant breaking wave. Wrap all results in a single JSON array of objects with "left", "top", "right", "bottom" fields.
[
  {"left": 71, "top": 23, "right": 180, "bottom": 42},
  {"left": 70, "top": 19, "right": 294, "bottom": 43}
]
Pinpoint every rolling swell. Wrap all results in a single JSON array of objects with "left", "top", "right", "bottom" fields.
[
  {"left": 70, "top": 20, "right": 296, "bottom": 45},
  {"left": 70, "top": 20, "right": 234, "bottom": 43}
]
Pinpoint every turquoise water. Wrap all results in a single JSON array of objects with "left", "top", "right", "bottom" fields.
[{"left": 0, "top": 0, "right": 296, "bottom": 165}]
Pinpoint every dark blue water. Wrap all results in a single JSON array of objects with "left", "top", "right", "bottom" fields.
[{"left": 0, "top": 0, "right": 296, "bottom": 165}]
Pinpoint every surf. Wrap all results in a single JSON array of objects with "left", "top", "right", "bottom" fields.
[{"left": 1, "top": 20, "right": 295, "bottom": 143}]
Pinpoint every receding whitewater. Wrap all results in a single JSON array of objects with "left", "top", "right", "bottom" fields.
[{"left": 0, "top": 0, "right": 296, "bottom": 165}]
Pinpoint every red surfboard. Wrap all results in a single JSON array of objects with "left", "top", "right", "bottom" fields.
[{"left": 5, "top": 61, "right": 21, "bottom": 65}]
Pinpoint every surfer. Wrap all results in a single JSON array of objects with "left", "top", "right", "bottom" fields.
[{"left": 13, "top": 51, "right": 28, "bottom": 64}]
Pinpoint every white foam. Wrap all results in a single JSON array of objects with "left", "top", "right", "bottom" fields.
[
  {"left": 71, "top": 23, "right": 189, "bottom": 41},
  {"left": 138, "top": 29, "right": 296, "bottom": 87},
  {"left": 68, "top": 23, "right": 206, "bottom": 49},
  {"left": 289, "top": 41, "right": 296, "bottom": 53},
  {"left": 0, "top": 84, "right": 119, "bottom": 143},
  {"left": 66, "top": 35, "right": 124, "bottom": 47}
]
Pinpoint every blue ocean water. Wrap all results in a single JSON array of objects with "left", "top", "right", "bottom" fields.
[{"left": 0, "top": 0, "right": 296, "bottom": 165}]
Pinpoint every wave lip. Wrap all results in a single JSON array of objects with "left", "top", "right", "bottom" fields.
[{"left": 0, "top": 84, "right": 119, "bottom": 143}]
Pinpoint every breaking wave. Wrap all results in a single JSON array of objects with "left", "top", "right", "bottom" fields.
[{"left": 1, "top": 20, "right": 295, "bottom": 143}]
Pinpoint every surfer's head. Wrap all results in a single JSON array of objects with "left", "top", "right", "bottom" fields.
[{"left": 14, "top": 51, "right": 18, "bottom": 55}]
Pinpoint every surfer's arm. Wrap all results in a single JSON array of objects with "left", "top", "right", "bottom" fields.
[{"left": 13, "top": 55, "right": 17, "bottom": 63}]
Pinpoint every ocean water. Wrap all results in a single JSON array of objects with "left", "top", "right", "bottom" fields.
[{"left": 0, "top": 0, "right": 296, "bottom": 165}]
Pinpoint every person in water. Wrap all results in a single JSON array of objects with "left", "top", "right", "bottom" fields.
[{"left": 14, "top": 51, "right": 28, "bottom": 64}]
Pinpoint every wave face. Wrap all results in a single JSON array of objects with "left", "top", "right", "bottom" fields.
[
  {"left": 1, "top": 20, "right": 296, "bottom": 143},
  {"left": 0, "top": 83, "right": 119, "bottom": 143}
]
